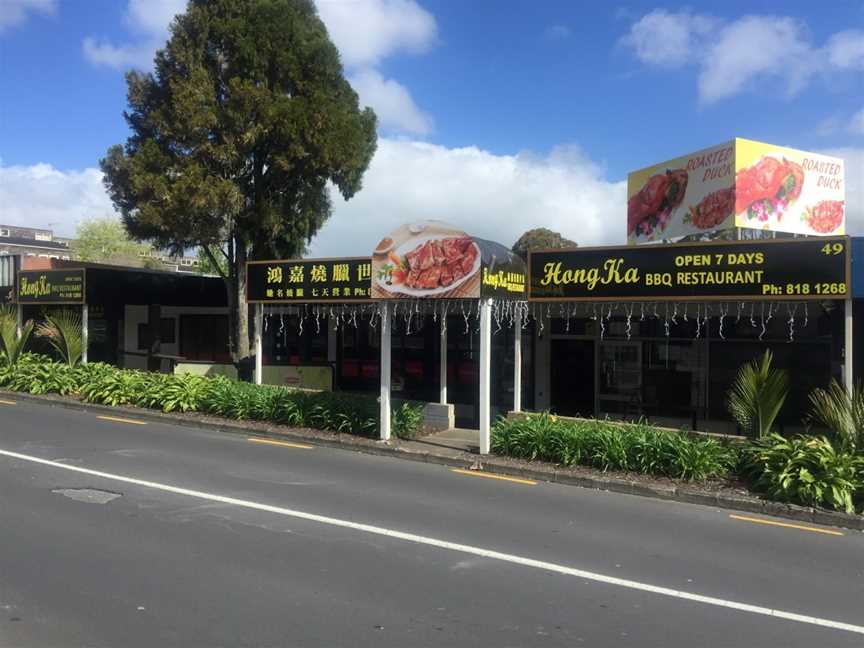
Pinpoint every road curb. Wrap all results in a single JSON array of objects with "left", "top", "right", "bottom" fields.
[{"left": 4, "top": 389, "right": 863, "bottom": 532}]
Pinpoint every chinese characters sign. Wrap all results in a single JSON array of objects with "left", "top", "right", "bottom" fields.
[
  {"left": 17, "top": 269, "right": 85, "bottom": 304},
  {"left": 530, "top": 237, "right": 850, "bottom": 302},
  {"left": 247, "top": 258, "right": 372, "bottom": 303}
]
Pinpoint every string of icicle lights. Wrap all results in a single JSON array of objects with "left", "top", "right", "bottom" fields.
[{"left": 262, "top": 299, "right": 812, "bottom": 343}]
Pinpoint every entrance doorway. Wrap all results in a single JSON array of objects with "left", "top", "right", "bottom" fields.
[{"left": 550, "top": 339, "right": 594, "bottom": 417}]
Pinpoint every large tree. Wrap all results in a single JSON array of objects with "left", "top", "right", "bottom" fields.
[
  {"left": 72, "top": 217, "right": 160, "bottom": 268},
  {"left": 511, "top": 227, "right": 577, "bottom": 261},
  {"left": 101, "top": 0, "right": 377, "bottom": 378}
]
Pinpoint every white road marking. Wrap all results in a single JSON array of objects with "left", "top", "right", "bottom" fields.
[{"left": 1, "top": 446, "right": 861, "bottom": 636}]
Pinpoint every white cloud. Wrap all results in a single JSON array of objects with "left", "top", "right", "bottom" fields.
[
  {"left": 619, "top": 9, "right": 716, "bottom": 67},
  {"left": 314, "top": 0, "right": 437, "bottom": 68},
  {"left": 0, "top": 162, "right": 116, "bottom": 237},
  {"left": 699, "top": 16, "right": 816, "bottom": 103},
  {"left": 826, "top": 29, "right": 864, "bottom": 69},
  {"left": 849, "top": 107, "right": 864, "bottom": 136},
  {"left": 308, "top": 139, "right": 627, "bottom": 256},
  {"left": 349, "top": 69, "right": 433, "bottom": 135},
  {"left": 82, "top": 0, "right": 186, "bottom": 69},
  {"left": 0, "top": 0, "right": 55, "bottom": 34},
  {"left": 622, "top": 11, "right": 861, "bottom": 104}
]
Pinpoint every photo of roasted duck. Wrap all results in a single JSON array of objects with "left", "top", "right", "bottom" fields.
[
  {"left": 803, "top": 200, "right": 844, "bottom": 233},
  {"left": 735, "top": 156, "right": 804, "bottom": 223},
  {"left": 627, "top": 168, "right": 688, "bottom": 238}
]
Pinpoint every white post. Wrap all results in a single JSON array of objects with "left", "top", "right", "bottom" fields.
[
  {"left": 513, "top": 319, "right": 522, "bottom": 413},
  {"left": 439, "top": 319, "right": 447, "bottom": 404},
  {"left": 845, "top": 297, "right": 854, "bottom": 394},
  {"left": 254, "top": 303, "right": 263, "bottom": 385},
  {"left": 16, "top": 303, "right": 22, "bottom": 338},
  {"left": 479, "top": 298, "right": 492, "bottom": 455},
  {"left": 81, "top": 304, "right": 89, "bottom": 365},
  {"left": 380, "top": 302, "right": 391, "bottom": 441}
]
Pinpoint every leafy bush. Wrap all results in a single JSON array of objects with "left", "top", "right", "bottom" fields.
[
  {"left": 0, "top": 355, "right": 422, "bottom": 440},
  {"left": 745, "top": 434, "right": 864, "bottom": 514},
  {"left": 806, "top": 380, "right": 864, "bottom": 454},
  {"left": 726, "top": 350, "right": 789, "bottom": 438},
  {"left": 35, "top": 309, "right": 84, "bottom": 368},
  {"left": 0, "top": 305, "right": 34, "bottom": 366},
  {"left": 492, "top": 413, "right": 738, "bottom": 482},
  {"left": 392, "top": 401, "right": 425, "bottom": 439}
]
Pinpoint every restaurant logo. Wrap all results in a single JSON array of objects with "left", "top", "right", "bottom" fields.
[{"left": 17, "top": 269, "right": 85, "bottom": 304}]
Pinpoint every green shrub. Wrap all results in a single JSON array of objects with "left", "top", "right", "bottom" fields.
[
  {"left": 35, "top": 309, "right": 84, "bottom": 368},
  {"left": 726, "top": 350, "right": 789, "bottom": 438},
  {"left": 0, "top": 305, "right": 34, "bottom": 366},
  {"left": 806, "top": 380, "right": 864, "bottom": 454},
  {"left": 0, "top": 356, "right": 422, "bottom": 440},
  {"left": 491, "top": 413, "right": 737, "bottom": 482},
  {"left": 745, "top": 434, "right": 864, "bottom": 514},
  {"left": 392, "top": 401, "right": 425, "bottom": 439}
]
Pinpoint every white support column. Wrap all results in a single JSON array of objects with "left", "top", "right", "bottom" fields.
[
  {"left": 81, "top": 304, "right": 89, "bottom": 365},
  {"left": 380, "top": 302, "right": 392, "bottom": 442},
  {"left": 479, "top": 298, "right": 492, "bottom": 455},
  {"left": 254, "top": 303, "right": 263, "bottom": 385},
  {"left": 16, "top": 303, "right": 23, "bottom": 338},
  {"left": 513, "top": 320, "right": 522, "bottom": 413},
  {"left": 845, "top": 297, "right": 854, "bottom": 394},
  {"left": 439, "top": 319, "right": 447, "bottom": 404}
]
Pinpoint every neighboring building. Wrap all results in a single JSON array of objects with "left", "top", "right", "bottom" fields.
[
  {"left": 0, "top": 225, "right": 72, "bottom": 260},
  {"left": 0, "top": 224, "right": 201, "bottom": 273}
]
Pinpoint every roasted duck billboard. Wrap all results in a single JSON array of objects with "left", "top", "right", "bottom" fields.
[
  {"left": 371, "top": 221, "right": 526, "bottom": 299},
  {"left": 627, "top": 139, "right": 845, "bottom": 244}
]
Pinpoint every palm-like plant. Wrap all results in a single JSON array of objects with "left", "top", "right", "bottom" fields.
[
  {"left": 806, "top": 380, "right": 864, "bottom": 453},
  {"left": 35, "top": 309, "right": 83, "bottom": 368},
  {"left": 726, "top": 350, "right": 789, "bottom": 438},
  {"left": 0, "top": 305, "right": 33, "bottom": 366}
]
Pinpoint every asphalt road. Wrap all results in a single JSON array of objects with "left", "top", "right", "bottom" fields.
[{"left": 0, "top": 398, "right": 862, "bottom": 647}]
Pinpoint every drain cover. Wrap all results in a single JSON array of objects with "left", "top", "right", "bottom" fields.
[{"left": 52, "top": 488, "right": 122, "bottom": 504}]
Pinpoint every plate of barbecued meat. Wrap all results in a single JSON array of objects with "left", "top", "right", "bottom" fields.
[{"left": 375, "top": 235, "right": 481, "bottom": 296}]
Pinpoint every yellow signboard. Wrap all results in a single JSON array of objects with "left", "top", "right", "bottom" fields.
[{"left": 627, "top": 139, "right": 845, "bottom": 244}]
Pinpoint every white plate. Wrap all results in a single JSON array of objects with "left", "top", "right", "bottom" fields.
[{"left": 375, "top": 235, "right": 480, "bottom": 297}]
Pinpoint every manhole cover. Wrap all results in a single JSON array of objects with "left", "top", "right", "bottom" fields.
[{"left": 52, "top": 488, "right": 122, "bottom": 504}]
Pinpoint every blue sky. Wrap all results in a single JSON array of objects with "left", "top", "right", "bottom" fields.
[{"left": 1, "top": 0, "right": 862, "bottom": 254}]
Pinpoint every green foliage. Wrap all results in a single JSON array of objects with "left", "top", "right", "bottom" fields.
[
  {"left": 0, "top": 305, "right": 33, "bottom": 366},
  {"left": 745, "top": 434, "right": 864, "bottom": 514},
  {"left": 511, "top": 228, "right": 577, "bottom": 261},
  {"left": 72, "top": 217, "right": 156, "bottom": 266},
  {"left": 35, "top": 310, "right": 84, "bottom": 368},
  {"left": 491, "top": 413, "right": 738, "bottom": 482},
  {"left": 392, "top": 402, "right": 425, "bottom": 439},
  {"left": 806, "top": 380, "right": 864, "bottom": 454},
  {"left": 726, "top": 350, "right": 789, "bottom": 438},
  {"left": 0, "top": 355, "right": 423, "bottom": 439},
  {"left": 100, "top": 0, "right": 378, "bottom": 365}
]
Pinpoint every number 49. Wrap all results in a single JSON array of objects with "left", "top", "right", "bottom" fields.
[{"left": 821, "top": 242, "right": 844, "bottom": 255}]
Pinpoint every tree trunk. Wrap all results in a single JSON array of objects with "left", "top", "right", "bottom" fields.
[{"left": 233, "top": 238, "right": 252, "bottom": 381}]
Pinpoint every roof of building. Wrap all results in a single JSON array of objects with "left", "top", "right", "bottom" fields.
[{"left": 0, "top": 236, "right": 70, "bottom": 250}]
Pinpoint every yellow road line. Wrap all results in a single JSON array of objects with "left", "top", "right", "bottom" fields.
[
  {"left": 729, "top": 514, "right": 844, "bottom": 537},
  {"left": 450, "top": 468, "right": 536, "bottom": 486},
  {"left": 247, "top": 437, "right": 313, "bottom": 450},
  {"left": 0, "top": 399, "right": 16, "bottom": 406},
  {"left": 97, "top": 415, "right": 147, "bottom": 426}
]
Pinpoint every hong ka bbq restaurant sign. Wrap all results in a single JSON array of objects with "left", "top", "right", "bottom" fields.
[
  {"left": 17, "top": 269, "right": 85, "bottom": 304},
  {"left": 627, "top": 138, "right": 845, "bottom": 244},
  {"left": 530, "top": 236, "right": 850, "bottom": 302}
]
